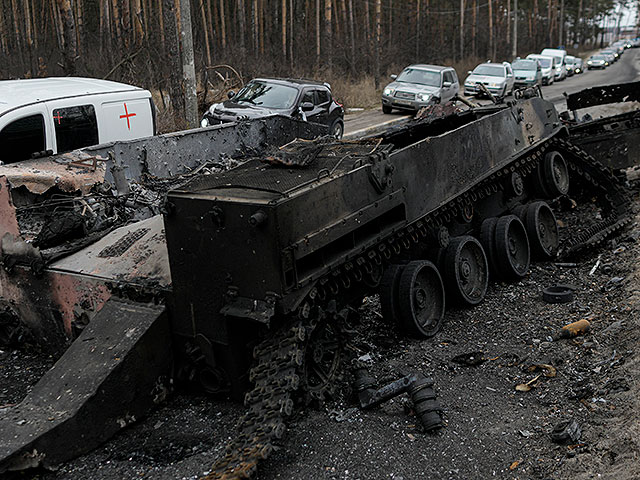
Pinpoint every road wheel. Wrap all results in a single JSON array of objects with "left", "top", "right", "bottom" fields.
[
  {"left": 494, "top": 215, "right": 530, "bottom": 280},
  {"left": 523, "top": 201, "right": 559, "bottom": 260},
  {"left": 542, "top": 151, "right": 570, "bottom": 197},
  {"left": 443, "top": 236, "right": 489, "bottom": 306},
  {"left": 382, "top": 104, "right": 392, "bottom": 114},
  {"left": 397, "top": 261, "right": 445, "bottom": 338},
  {"left": 379, "top": 264, "right": 403, "bottom": 326},
  {"left": 330, "top": 119, "right": 344, "bottom": 139},
  {"left": 479, "top": 217, "right": 499, "bottom": 276}
]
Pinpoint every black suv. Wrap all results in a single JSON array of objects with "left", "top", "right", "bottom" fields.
[{"left": 201, "top": 78, "right": 345, "bottom": 138}]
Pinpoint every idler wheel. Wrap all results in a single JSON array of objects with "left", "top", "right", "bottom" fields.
[
  {"left": 524, "top": 201, "right": 559, "bottom": 259},
  {"left": 397, "top": 260, "right": 445, "bottom": 338},
  {"left": 494, "top": 215, "right": 530, "bottom": 280},
  {"left": 535, "top": 151, "right": 570, "bottom": 198},
  {"left": 379, "top": 264, "right": 403, "bottom": 325},
  {"left": 443, "top": 236, "right": 489, "bottom": 306}
]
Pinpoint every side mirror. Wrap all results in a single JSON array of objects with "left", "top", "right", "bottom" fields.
[
  {"left": 227, "top": 90, "right": 235, "bottom": 99},
  {"left": 467, "top": 70, "right": 473, "bottom": 75},
  {"left": 390, "top": 74, "right": 397, "bottom": 80},
  {"left": 301, "top": 101, "right": 314, "bottom": 112},
  {"left": 443, "top": 81, "right": 452, "bottom": 88}
]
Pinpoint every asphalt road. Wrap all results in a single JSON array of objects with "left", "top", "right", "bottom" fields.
[{"left": 343, "top": 48, "right": 640, "bottom": 139}]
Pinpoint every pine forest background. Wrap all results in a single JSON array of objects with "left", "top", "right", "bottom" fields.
[{"left": 0, "top": 0, "right": 637, "bottom": 128}]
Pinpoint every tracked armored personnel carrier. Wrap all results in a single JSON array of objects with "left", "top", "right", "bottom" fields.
[{"left": 0, "top": 89, "right": 634, "bottom": 478}]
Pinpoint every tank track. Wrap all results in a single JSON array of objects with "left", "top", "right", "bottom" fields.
[{"left": 205, "top": 133, "right": 632, "bottom": 479}]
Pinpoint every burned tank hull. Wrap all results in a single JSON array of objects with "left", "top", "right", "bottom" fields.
[
  {"left": 163, "top": 95, "right": 631, "bottom": 477},
  {"left": 164, "top": 97, "right": 561, "bottom": 394}
]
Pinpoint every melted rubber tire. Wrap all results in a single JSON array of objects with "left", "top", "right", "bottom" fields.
[
  {"left": 494, "top": 215, "right": 530, "bottom": 280},
  {"left": 524, "top": 201, "right": 559, "bottom": 259},
  {"left": 397, "top": 261, "right": 445, "bottom": 338},
  {"left": 443, "top": 236, "right": 489, "bottom": 306},
  {"left": 379, "top": 264, "right": 403, "bottom": 326},
  {"left": 479, "top": 217, "right": 498, "bottom": 277},
  {"left": 542, "top": 285, "right": 574, "bottom": 304},
  {"left": 542, "top": 151, "right": 570, "bottom": 197}
]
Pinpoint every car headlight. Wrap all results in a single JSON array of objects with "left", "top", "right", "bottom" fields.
[
  {"left": 489, "top": 82, "right": 502, "bottom": 88},
  {"left": 201, "top": 117, "right": 209, "bottom": 128},
  {"left": 587, "top": 61, "right": 593, "bottom": 64},
  {"left": 416, "top": 93, "right": 430, "bottom": 102},
  {"left": 383, "top": 87, "right": 394, "bottom": 96}
]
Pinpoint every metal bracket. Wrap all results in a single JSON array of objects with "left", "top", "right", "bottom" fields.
[{"left": 367, "top": 151, "right": 394, "bottom": 193}]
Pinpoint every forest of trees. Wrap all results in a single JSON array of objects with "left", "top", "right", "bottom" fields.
[{"left": 0, "top": 0, "right": 636, "bottom": 121}]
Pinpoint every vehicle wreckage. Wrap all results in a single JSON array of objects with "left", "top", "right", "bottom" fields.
[{"left": 0, "top": 84, "right": 637, "bottom": 479}]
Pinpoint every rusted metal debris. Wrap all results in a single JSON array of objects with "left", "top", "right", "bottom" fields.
[{"left": 565, "top": 81, "right": 640, "bottom": 111}]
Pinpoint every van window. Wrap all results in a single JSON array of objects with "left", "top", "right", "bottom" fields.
[
  {"left": 0, "top": 114, "right": 46, "bottom": 163},
  {"left": 53, "top": 105, "right": 99, "bottom": 152},
  {"left": 443, "top": 71, "right": 454, "bottom": 84}
]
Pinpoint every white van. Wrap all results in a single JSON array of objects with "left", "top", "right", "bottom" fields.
[
  {"left": 540, "top": 48, "right": 568, "bottom": 80},
  {"left": 0, "top": 77, "right": 156, "bottom": 164},
  {"left": 526, "top": 54, "right": 557, "bottom": 85}
]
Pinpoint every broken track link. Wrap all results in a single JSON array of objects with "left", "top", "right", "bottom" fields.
[
  {"left": 205, "top": 134, "right": 630, "bottom": 479},
  {"left": 205, "top": 321, "right": 306, "bottom": 479},
  {"left": 552, "top": 138, "right": 633, "bottom": 257}
]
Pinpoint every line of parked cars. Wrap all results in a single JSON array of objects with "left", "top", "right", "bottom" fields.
[{"left": 587, "top": 38, "right": 639, "bottom": 69}]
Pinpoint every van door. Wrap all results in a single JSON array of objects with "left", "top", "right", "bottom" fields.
[
  {"left": 0, "top": 105, "right": 52, "bottom": 163},
  {"left": 100, "top": 97, "right": 154, "bottom": 143}
]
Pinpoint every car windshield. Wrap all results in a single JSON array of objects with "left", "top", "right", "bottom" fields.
[
  {"left": 530, "top": 57, "right": 551, "bottom": 68},
  {"left": 472, "top": 65, "right": 505, "bottom": 77},
  {"left": 395, "top": 68, "right": 441, "bottom": 87},
  {"left": 232, "top": 81, "right": 298, "bottom": 109},
  {"left": 591, "top": 55, "right": 605, "bottom": 60},
  {"left": 512, "top": 60, "right": 537, "bottom": 71}
]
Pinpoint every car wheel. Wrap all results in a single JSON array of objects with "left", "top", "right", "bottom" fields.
[
  {"left": 330, "top": 119, "right": 344, "bottom": 139},
  {"left": 382, "top": 104, "right": 392, "bottom": 114}
]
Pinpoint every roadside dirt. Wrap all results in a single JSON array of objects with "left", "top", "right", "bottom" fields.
[{"left": 2, "top": 176, "right": 639, "bottom": 480}]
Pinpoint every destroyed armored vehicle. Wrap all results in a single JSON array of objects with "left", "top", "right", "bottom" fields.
[{"left": 1, "top": 85, "right": 637, "bottom": 479}]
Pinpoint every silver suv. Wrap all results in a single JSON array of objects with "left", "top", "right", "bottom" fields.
[{"left": 381, "top": 65, "right": 459, "bottom": 113}]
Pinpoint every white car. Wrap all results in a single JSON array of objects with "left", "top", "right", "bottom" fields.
[
  {"left": 463, "top": 62, "right": 515, "bottom": 99},
  {"left": 0, "top": 77, "right": 156, "bottom": 164},
  {"left": 382, "top": 65, "right": 460, "bottom": 113}
]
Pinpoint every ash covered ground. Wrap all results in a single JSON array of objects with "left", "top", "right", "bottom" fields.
[{"left": 2, "top": 176, "right": 640, "bottom": 480}]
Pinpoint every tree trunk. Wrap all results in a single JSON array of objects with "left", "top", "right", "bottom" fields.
[
  {"left": 349, "top": 0, "right": 355, "bottom": 74},
  {"left": 121, "top": 0, "right": 131, "bottom": 48},
  {"left": 179, "top": 0, "right": 198, "bottom": 128},
  {"left": 132, "top": 0, "right": 143, "bottom": 45},
  {"left": 10, "top": 0, "right": 22, "bottom": 50},
  {"left": 316, "top": 0, "right": 321, "bottom": 70},
  {"left": 415, "top": 0, "right": 420, "bottom": 60},
  {"left": 374, "top": 0, "right": 380, "bottom": 89},
  {"left": 200, "top": 0, "right": 212, "bottom": 65},
  {"left": 237, "top": 0, "right": 246, "bottom": 52},
  {"left": 281, "top": 0, "right": 286, "bottom": 59},
  {"left": 163, "top": 0, "right": 184, "bottom": 118},
  {"left": 158, "top": 0, "right": 165, "bottom": 50},
  {"left": 488, "top": 0, "right": 493, "bottom": 59},
  {"left": 325, "top": 0, "right": 332, "bottom": 71},
  {"left": 459, "top": 0, "right": 464, "bottom": 61},
  {"left": 56, "top": 0, "right": 77, "bottom": 75},
  {"left": 219, "top": 0, "right": 226, "bottom": 49}
]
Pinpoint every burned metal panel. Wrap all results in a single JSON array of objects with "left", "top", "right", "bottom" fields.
[
  {"left": 0, "top": 266, "right": 113, "bottom": 350},
  {"left": 0, "top": 298, "right": 171, "bottom": 473},
  {"left": 0, "top": 152, "right": 105, "bottom": 195},
  {"left": 565, "top": 81, "right": 640, "bottom": 111},
  {"left": 85, "top": 115, "right": 328, "bottom": 182},
  {"left": 49, "top": 215, "right": 171, "bottom": 289},
  {"left": 569, "top": 110, "right": 640, "bottom": 170}
]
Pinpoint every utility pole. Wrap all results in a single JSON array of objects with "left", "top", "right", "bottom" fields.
[
  {"left": 512, "top": 0, "right": 517, "bottom": 59},
  {"left": 179, "top": 0, "right": 198, "bottom": 128}
]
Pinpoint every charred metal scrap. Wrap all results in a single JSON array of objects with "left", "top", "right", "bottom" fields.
[
  {"left": 1, "top": 86, "right": 638, "bottom": 478},
  {"left": 562, "top": 81, "right": 640, "bottom": 170}
]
